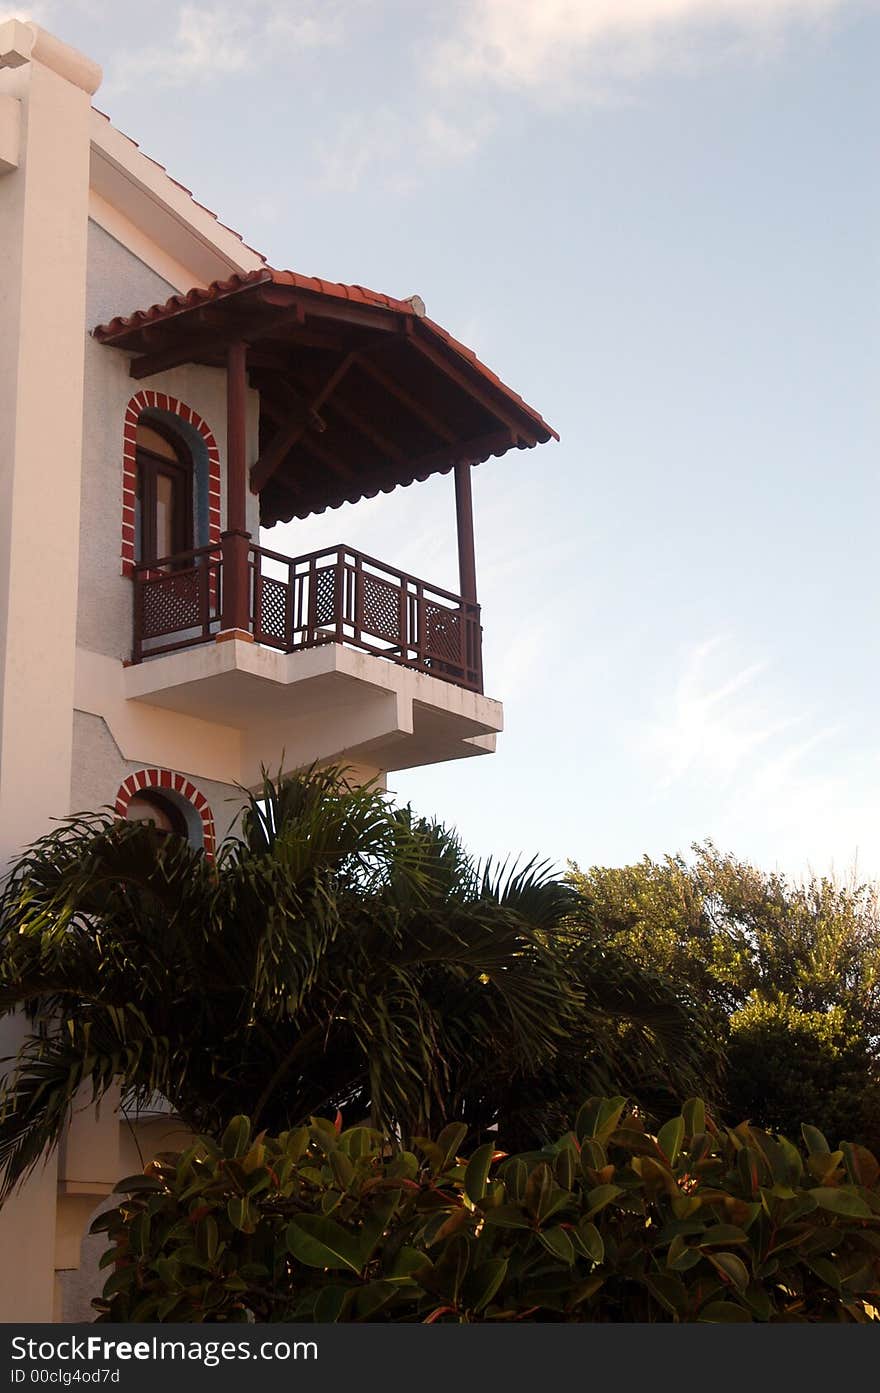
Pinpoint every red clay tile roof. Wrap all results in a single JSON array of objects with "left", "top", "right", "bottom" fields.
[
  {"left": 94, "top": 267, "right": 558, "bottom": 445},
  {"left": 95, "top": 267, "right": 558, "bottom": 524}
]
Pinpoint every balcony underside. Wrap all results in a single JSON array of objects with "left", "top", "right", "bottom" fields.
[{"left": 123, "top": 637, "right": 502, "bottom": 775}]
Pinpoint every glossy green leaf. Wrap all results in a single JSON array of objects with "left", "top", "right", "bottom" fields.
[
  {"left": 657, "top": 1116, "right": 685, "bottom": 1166},
  {"left": 708, "top": 1251, "right": 750, "bottom": 1291},
  {"left": 481, "top": 1205, "right": 531, "bottom": 1229},
  {"left": 586, "top": 1183, "right": 624, "bottom": 1218},
  {"left": 698, "top": 1301, "right": 752, "bottom": 1323},
  {"left": 643, "top": 1274, "right": 689, "bottom": 1317},
  {"left": 682, "top": 1098, "right": 706, "bottom": 1138},
  {"left": 802, "top": 1124, "right": 830, "bottom": 1157},
  {"left": 463, "top": 1258, "right": 508, "bottom": 1313},
  {"left": 314, "top": 1285, "right": 352, "bottom": 1323},
  {"left": 809, "top": 1187, "right": 872, "bottom": 1218},
  {"left": 537, "top": 1226, "right": 576, "bottom": 1264},
  {"left": 573, "top": 1219, "right": 604, "bottom": 1264},
  {"left": 436, "top": 1122, "right": 468, "bottom": 1170},
  {"left": 285, "top": 1215, "right": 363, "bottom": 1273},
  {"left": 226, "top": 1197, "right": 258, "bottom": 1234},
  {"left": 221, "top": 1116, "right": 251, "bottom": 1159},
  {"left": 464, "top": 1143, "right": 495, "bottom": 1203},
  {"left": 354, "top": 1280, "right": 397, "bottom": 1321}
]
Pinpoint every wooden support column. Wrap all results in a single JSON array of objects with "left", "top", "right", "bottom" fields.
[
  {"left": 220, "top": 341, "right": 253, "bottom": 636},
  {"left": 454, "top": 461, "right": 478, "bottom": 604}
]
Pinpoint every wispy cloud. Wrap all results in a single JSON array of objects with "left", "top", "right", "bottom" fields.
[
  {"left": 313, "top": 105, "right": 495, "bottom": 194},
  {"left": 640, "top": 635, "right": 835, "bottom": 788},
  {"left": 104, "top": 2, "right": 344, "bottom": 92},
  {"left": 643, "top": 636, "right": 793, "bottom": 788},
  {"left": 635, "top": 634, "right": 880, "bottom": 878},
  {"left": 88, "top": 0, "right": 868, "bottom": 184},
  {"left": 312, "top": 0, "right": 864, "bottom": 188},
  {"left": 431, "top": 0, "right": 865, "bottom": 101}
]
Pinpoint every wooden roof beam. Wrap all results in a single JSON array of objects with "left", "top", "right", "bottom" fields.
[
  {"left": 255, "top": 285, "right": 401, "bottom": 335},
  {"left": 407, "top": 330, "right": 538, "bottom": 446},
  {"left": 250, "top": 354, "right": 356, "bottom": 493},
  {"left": 324, "top": 394, "right": 408, "bottom": 464},
  {"left": 299, "top": 431, "right": 359, "bottom": 483},
  {"left": 356, "top": 355, "right": 456, "bottom": 444},
  {"left": 129, "top": 332, "right": 221, "bottom": 378}
]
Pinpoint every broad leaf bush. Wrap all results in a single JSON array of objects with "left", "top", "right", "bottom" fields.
[{"left": 93, "top": 1099, "right": 880, "bottom": 1323}]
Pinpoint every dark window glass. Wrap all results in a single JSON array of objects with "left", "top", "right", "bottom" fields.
[{"left": 135, "top": 422, "right": 193, "bottom": 564}]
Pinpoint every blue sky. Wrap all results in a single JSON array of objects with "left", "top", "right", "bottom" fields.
[{"left": 18, "top": 0, "right": 880, "bottom": 878}]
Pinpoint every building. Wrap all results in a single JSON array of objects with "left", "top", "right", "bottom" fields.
[{"left": 0, "top": 19, "right": 556, "bottom": 1321}]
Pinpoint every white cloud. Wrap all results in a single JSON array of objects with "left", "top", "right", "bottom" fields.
[{"left": 432, "top": 0, "right": 866, "bottom": 98}]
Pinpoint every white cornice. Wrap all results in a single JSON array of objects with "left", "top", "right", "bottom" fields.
[{"left": 0, "top": 20, "right": 102, "bottom": 94}]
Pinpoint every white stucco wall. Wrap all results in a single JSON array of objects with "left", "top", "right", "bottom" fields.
[
  {"left": 0, "top": 37, "right": 97, "bottom": 1324},
  {"left": 72, "top": 223, "right": 263, "bottom": 828},
  {"left": 71, "top": 711, "right": 247, "bottom": 847}
]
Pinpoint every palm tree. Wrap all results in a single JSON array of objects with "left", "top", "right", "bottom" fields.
[{"left": 0, "top": 768, "right": 717, "bottom": 1197}]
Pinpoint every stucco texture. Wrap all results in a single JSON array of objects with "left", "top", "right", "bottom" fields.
[
  {"left": 78, "top": 220, "right": 260, "bottom": 661},
  {"left": 71, "top": 711, "right": 246, "bottom": 847}
]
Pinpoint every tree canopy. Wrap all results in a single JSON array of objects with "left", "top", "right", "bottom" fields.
[
  {"left": 0, "top": 769, "right": 716, "bottom": 1197},
  {"left": 568, "top": 843, "right": 880, "bottom": 1149}
]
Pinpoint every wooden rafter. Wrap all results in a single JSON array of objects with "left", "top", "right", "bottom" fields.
[
  {"left": 407, "top": 330, "right": 538, "bottom": 445},
  {"left": 250, "top": 353, "right": 357, "bottom": 493},
  {"left": 129, "top": 333, "right": 222, "bottom": 379},
  {"left": 299, "top": 432, "right": 358, "bottom": 483},
  {"left": 324, "top": 394, "right": 408, "bottom": 464},
  {"left": 357, "top": 355, "right": 455, "bottom": 444},
  {"left": 255, "top": 285, "right": 400, "bottom": 335}
]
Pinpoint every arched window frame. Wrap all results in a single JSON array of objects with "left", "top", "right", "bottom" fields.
[
  {"left": 134, "top": 417, "right": 194, "bottom": 565},
  {"left": 125, "top": 788, "right": 190, "bottom": 838},
  {"left": 121, "top": 391, "right": 221, "bottom": 578},
  {"left": 114, "top": 769, "right": 216, "bottom": 857}
]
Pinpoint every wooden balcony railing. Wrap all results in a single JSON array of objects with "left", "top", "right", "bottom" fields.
[{"left": 132, "top": 542, "right": 483, "bottom": 693}]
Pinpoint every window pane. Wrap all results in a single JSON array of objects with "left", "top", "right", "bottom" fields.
[
  {"left": 126, "top": 795, "right": 176, "bottom": 833},
  {"left": 156, "top": 472, "right": 174, "bottom": 559},
  {"left": 137, "top": 424, "right": 178, "bottom": 461},
  {"left": 134, "top": 474, "right": 143, "bottom": 563}
]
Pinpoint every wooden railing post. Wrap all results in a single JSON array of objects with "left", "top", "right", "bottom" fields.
[
  {"left": 454, "top": 461, "right": 478, "bottom": 605},
  {"left": 132, "top": 567, "right": 142, "bottom": 663},
  {"left": 220, "top": 341, "right": 252, "bottom": 636},
  {"left": 220, "top": 531, "right": 251, "bottom": 635}
]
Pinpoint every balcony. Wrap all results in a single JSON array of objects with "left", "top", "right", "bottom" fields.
[{"left": 132, "top": 541, "right": 483, "bottom": 694}]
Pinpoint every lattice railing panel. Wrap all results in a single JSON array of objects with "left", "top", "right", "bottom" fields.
[
  {"left": 361, "top": 572, "right": 403, "bottom": 644},
  {"left": 141, "top": 570, "right": 202, "bottom": 638},
  {"left": 423, "top": 602, "right": 463, "bottom": 665},
  {"left": 314, "top": 567, "right": 338, "bottom": 627},
  {"left": 257, "top": 576, "right": 288, "bottom": 643}
]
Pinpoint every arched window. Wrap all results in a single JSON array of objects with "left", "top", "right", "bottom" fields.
[
  {"left": 115, "top": 770, "right": 216, "bottom": 857},
  {"left": 135, "top": 421, "right": 193, "bottom": 564}
]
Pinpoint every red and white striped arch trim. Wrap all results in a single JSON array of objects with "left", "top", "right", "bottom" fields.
[
  {"left": 121, "top": 390, "right": 221, "bottom": 576},
  {"left": 114, "top": 768, "right": 216, "bottom": 857}
]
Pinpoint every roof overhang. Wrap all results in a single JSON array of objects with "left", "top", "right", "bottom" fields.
[{"left": 93, "top": 268, "right": 559, "bottom": 526}]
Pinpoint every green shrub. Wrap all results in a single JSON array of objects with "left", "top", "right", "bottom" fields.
[
  {"left": 93, "top": 1100, "right": 880, "bottom": 1323},
  {"left": 726, "top": 998, "right": 880, "bottom": 1154}
]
